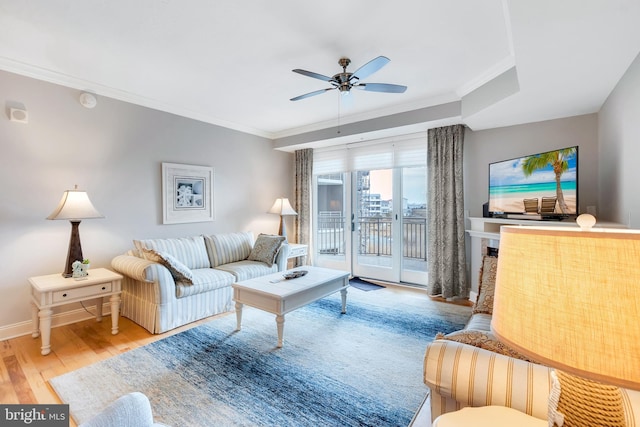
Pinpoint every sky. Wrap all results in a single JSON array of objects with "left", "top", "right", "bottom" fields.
[
  {"left": 368, "top": 168, "right": 426, "bottom": 204},
  {"left": 489, "top": 149, "right": 577, "bottom": 186}
]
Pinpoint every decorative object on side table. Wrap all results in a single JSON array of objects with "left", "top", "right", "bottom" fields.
[
  {"left": 71, "top": 260, "right": 88, "bottom": 279},
  {"left": 47, "top": 185, "right": 104, "bottom": 278},
  {"left": 492, "top": 214, "right": 640, "bottom": 426},
  {"left": 269, "top": 197, "right": 297, "bottom": 239}
]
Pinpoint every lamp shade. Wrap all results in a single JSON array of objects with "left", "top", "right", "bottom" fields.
[
  {"left": 47, "top": 186, "right": 104, "bottom": 220},
  {"left": 269, "top": 197, "right": 297, "bottom": 239},
  {"left": 491, "top": 222, "right": 640, "bottom": 390},
  {"left": 269, "top": 198, "right": 297, "bottom": 216}
]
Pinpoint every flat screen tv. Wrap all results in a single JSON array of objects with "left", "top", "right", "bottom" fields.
[{"left": 488, "top": 146, "right": 578, "bottom": 217}]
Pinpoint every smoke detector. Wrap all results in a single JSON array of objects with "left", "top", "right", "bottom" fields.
[{"left": 79, "top": 92, "right": 97, "bottom": 109}]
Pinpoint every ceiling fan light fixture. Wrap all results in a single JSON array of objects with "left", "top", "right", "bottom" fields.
[{"left": 290, "top": 56, "right": 407, "bottom": 101}]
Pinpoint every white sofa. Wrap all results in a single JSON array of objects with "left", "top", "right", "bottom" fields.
[
  {"left": 420, "top": 255, "right": 640, "bottom": 425},
  {"left": 111, "top": 231, "right": 288, "bottom": 334}
]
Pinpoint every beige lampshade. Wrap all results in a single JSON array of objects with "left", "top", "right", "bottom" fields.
[
  {"left": 47, "top": 186, "right": 104, "bottom": 220},
  {"left": 491, "top": 221, "right": 640, "bottom": 390},
  {"left": 269, "top": 198, "right": 297, "bottom": 216}
]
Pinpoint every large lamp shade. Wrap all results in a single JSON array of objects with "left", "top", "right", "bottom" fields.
[
  {"left": 269, "top": 197, "right": 297, "bottom": 239},
  {"left": 491, "top": 218, "right": 640, "bottom": 391},
  {"left": 47, "top": 186, "right": 104, "bottom": 277}
]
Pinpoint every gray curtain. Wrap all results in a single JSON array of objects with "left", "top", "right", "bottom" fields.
[
  {"left": 427, "top": 125, "right": 468, "bottom": 299},
  {"left": 294, "top": 149, "right": 313, "bottom": 266}
]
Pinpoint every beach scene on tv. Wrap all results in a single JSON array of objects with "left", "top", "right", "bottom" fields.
[{"left": 489, "top": 147, "right": 577, "bottom": 215}]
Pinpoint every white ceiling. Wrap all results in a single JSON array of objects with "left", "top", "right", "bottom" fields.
[{"left": 1, "top": 0, "right": 639, "bottom": 144}]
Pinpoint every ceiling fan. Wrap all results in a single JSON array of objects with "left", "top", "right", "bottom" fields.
[{"left": 290, "top": 56, "right": 407, "bottom": 101}]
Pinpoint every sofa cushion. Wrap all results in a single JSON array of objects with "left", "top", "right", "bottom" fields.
[
  {"left": 473, "top": 255, "right": 497, "bottom": 315},
  {"left": 134, "top": 236, "right": 210, "bottom": 269},
  {"left": 141, "top": 248, "right": 194, "bottom": 285},
  {"left": 175, "top": 268, "right": 235, "bottom": 298},
  {"left": 215, "top": 260, "right": 279, "bottom": 282},
  {"left": 203, "top": 232, "right": 254, "bottom": 268},
  {"left": 465, "top": 312, "right": 492, "bottom": 332},
  {"left": 435, "top": 329, "right": 535, "bottom": 362},
  {"left": 247, "top": 234, "right": 286, "bottom": 267}
]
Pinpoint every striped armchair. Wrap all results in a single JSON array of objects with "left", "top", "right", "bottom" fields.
[
  {"left": 423, "top": 338, "right": 553, "bottom": 421},
  {"left": 111, "top": 232, "right": 289, "bottom": 334},
  {"left": 423, "top": 321, "right": 640, "bottom": 425},
  {"left": 421, "top": 254, "right": 640, "bottom": 424},
  {"left": 421, "top": 255, "right": 555, "bottom": 421}
]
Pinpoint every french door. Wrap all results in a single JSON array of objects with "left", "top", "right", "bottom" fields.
[{"left": 314, "top": 167, "right": 427, "bottom": 286}]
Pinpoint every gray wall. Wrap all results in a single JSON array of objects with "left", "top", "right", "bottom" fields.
[
  {"left": 0, "top": 70, "right": 293, "bottom": 331},
  {"left": 598, "top": 51, "right": 640, "bottom": 227},
  {"left": 464, "top": 114, "right": 599, "bottom": 219}
]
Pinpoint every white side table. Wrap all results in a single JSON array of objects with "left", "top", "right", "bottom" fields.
[
  {"left": 29, "top": 268, "right": 123, "bottom": 355},
  {"left": 433, "top": 406, "right": 547, "bottom": 427},
  {"left": 287, "top": 243, "right": 308, "bottom": 267}
]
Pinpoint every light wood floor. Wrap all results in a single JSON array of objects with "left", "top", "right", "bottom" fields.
[
  {"left": 1, "top": 284, "right": 442, "bottom": 426},
  {"left": 0, "top": 313, "right": 219, "bottom": 426}
]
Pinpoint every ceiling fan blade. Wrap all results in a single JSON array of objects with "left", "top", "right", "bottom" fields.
[
  {"left": 351, "top": 56, "right": 390, "bottom": 81},
  {"left": 355, "top": 83, "right": 407, "bottom": 93},
  {"left": 292, "top": 69, "right": 334, "bottom": 82},
  {"left": 290, "top": 88, "right": 335, "bottom": 101}
]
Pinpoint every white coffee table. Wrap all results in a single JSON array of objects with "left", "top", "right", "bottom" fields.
[{"left": 232, "top": 266, "right": 350, "bottom": 347}]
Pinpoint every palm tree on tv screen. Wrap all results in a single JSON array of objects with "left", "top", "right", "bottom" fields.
[{"left": 522, "top": 147, "right": 577, "bottom": 214}]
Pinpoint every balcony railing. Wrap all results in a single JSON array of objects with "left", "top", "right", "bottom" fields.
[
  {"left": 317, "top": 214, "right": 345, "bottom": 255},
  {"left": 316, "top": 213, "right": 427, "bottom": 260}
]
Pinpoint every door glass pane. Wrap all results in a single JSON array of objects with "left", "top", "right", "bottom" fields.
[
  {"left": 316, "top": 174, "right": 346, "bottom": 257},
  {"left": 402, "top": 167, "right": 427, "bottom": 272},
  {"left": 356, "top": 169, "right": 392, "bottom": 268}
]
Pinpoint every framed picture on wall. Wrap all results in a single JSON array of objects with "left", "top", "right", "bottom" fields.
[{"left": 162, "top": 162, "right": 215, "bottom": 224}]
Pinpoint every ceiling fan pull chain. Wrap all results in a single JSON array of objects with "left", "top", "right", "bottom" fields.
[{"left": 337, "top": 94, "right": 342, "bottom": 135}]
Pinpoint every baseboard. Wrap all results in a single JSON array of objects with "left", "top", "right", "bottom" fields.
[{"left": 0, "top": 303, "right": 110, "bottom": 341}]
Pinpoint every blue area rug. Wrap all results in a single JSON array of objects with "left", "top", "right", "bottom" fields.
[{"left": 49, "top": 287, "right": 470, "bottom": 426}]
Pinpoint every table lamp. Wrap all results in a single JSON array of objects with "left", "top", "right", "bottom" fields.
[
  {"left": 47, "top": 185, "right": 104, "bottom": 277},
  {"left": 269, "top": 197, "right": 297, "bottom": 239},
  {"left": 491, "top": 214, "right": 640, "bottom": 426}
]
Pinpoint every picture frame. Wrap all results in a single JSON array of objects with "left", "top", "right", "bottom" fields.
[{"left": 162, "top": 162, "right": 214, "bottom": 224}]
